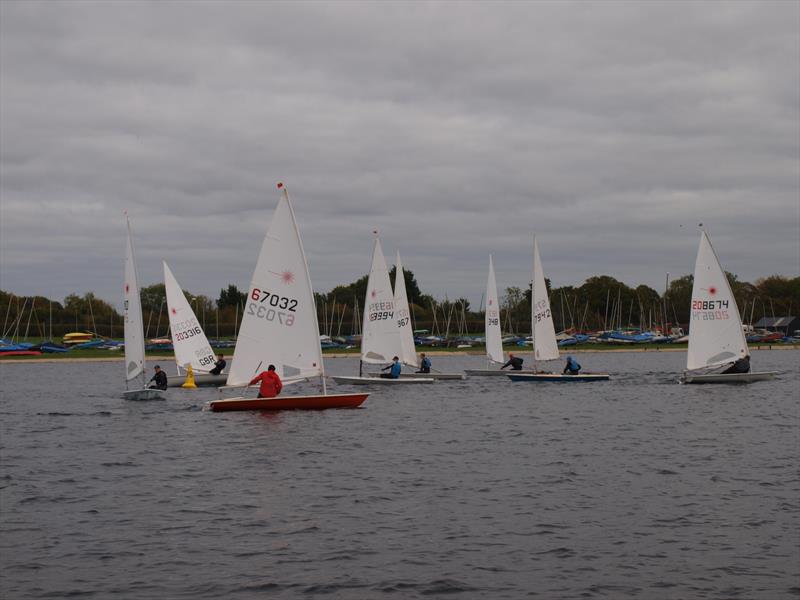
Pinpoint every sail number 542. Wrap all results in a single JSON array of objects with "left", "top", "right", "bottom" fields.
[{"left": 251, "top": 288, "right": 297, "bottom": 312}]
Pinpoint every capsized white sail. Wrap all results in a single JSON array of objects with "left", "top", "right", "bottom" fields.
[
  {"left": 226, "top": 185, "right": 324, "bottom": 387},
  {"left": 360, "top": 237, "right": 399, "bottom": 364},
  {"left": 394, "top": 252, "right": 418, "bottom": 367},
  {"left": 532, "top": 237, "right": 559, "bottom": 362},
  {"left": 124, "top": 216, "right": 146, "bottom": 385},
  {"left": 163, "top": 261, "right": 216, "bottom": 374},
  {"left": 485, "top": 255, "right": 504, "bottom": 363},
  {"left": 686, "top": 231, "right": 748, "bottom": 371}
]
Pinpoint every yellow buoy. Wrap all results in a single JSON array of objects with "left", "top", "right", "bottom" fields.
[{"left": 181, "top": 364, "right": 197, "bottom": 388}]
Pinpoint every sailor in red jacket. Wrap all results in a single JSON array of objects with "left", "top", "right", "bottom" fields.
[{"left": 250, "top": 364, "right": 283, "bottom": 398}]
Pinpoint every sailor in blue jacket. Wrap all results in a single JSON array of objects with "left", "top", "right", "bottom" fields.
[
  {"left": 563, "top": 355, "right": 581, "bottom": 375},
  {"left": 417, "top": 353, "right": 432, "bottom": 373},
  {"left": 381, "top": 356, "right": 402, "bottom": 379}
]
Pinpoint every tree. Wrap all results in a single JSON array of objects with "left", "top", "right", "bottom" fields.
[{"left": 217, "top": 284, "right": 247, "bottom": 309}]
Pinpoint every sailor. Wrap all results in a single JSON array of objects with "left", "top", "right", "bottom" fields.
[
  {"left": 381, "top": 356, "right": 402, "bottom": 379},
  {"left": 563, "top": 355, "right": 581, "bottom": 375},
  {"left": 148, "top": 365, "right": 168, "bottom": 390},
  {"left": 722, "top": 354, "right": 750, "bottom": 374},
  {"left": 501, "top": 353, "right": 524, "bottom": 370},
  {"left": 417, "top": 353, "right": 432, "bottom": 374},
  {"left": 249, "top": 364, "right": 283, "bottom": 398},
  {"left": 209, "top": 354, "right": 226, "bottom": 375}
]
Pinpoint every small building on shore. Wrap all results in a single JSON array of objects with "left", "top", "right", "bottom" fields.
[{"left": 753, "top": 316, "right": 799, "bottom": 336}]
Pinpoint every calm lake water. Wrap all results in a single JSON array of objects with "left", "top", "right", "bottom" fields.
[{"left": 1, "top": 350, "right": 798, "bottom": 599}]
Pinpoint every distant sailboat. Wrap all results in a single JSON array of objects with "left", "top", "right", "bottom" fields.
[
  {"left": 331, "top": 236, "right": 432, "bottom": 385},
  {"left": 464, "top": 255, "right": 522, "bottom": 376},
  {"left": 208, "top": 184, "right": 369, "bottom": 410},
  {"left": 163, "top": 261, "right": 226, "bottom": 387},
  {"left": 681, "top": 231, "right": 776, "bottom": 384},
  {"left": 122, "top": 216, "right": 165, "bottom": 400},
  {"left": 508, "top": 237, "right": 609, "bottom": 382}
]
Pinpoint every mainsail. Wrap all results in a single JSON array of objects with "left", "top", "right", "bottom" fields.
[
  {"left": 123, "top": 216, "right": 146, "bottom": 385},
  {"left": 485, "top": 255, "right": 504, "bottom": 364},
  {"left": 394, "top": 252, "right": 419, "bottom": 367},
  {"left": 163, "top": 261, "right": 216, "bottom": 374},
  {"left": 360, "top": 237, "right": 399, "bottom": 364},
  {"left": 226, "top": 185, "right": 324, "bottom": 386},
  {"left": 686, "top": 231, "right": 748, "bottom": 370},
  {"left": 531, "top": 237, "right": 560, "bottom": 362}
]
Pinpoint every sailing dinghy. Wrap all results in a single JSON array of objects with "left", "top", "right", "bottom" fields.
[
  {"left": 163, "top": 262, "right": 227, "bottom": 387},
  {"left": 208, "top": 184, "right": 368, "bottom": 411},
  {"left": 464, "top": 255, "right": 531, "bottom": 377},
  {"left": 681, "top": 231, "right": 776, "bottom": 384},
  {"left": 331, "top": 237, "right": 432, "bottom": 386},
  {"left": 508, "top": 238, "right": 609, "bottom": 383},
  {"left": 394, "top": 252, "right": 465, "bottom": 381},
  {"left": 122, "top": 216, "right": 165, "bottom": 401}
]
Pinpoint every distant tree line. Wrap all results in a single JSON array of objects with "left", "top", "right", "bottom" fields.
[{"left": 1, "top": 271, "right": 797, "bottom": 341}]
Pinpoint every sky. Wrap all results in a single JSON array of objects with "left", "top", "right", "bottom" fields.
[{"left": 1, "top": 1, "right": 798, "bottom": 311}]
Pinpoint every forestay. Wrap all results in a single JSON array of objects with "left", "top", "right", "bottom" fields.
[
  {"left": 394, "top": 252, "right": 419, "bottom": 367},
  {"left": 360, "top": 237, "right": 399, "bottom": 364},
  {"left": 532, "top": 237, "right": 560, "bottom": 362},
  {"left": 686, "top": 231, "right": 748, "bottom": 371},
  {"left": 485, "top": 255, "right": 504, "bottom": 364},
  {"left": 123, "top": 217, "right": 146, "bottom": 385},
  {"left": 226, "top": 186, "right": 324, "bottom": 386},
  {"left": 163, "top": 261, "right": 216, "bottom": 374}
]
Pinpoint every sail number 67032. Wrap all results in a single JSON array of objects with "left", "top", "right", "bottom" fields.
[
  {"left": 251, "top": 288, "right": 298, "bottom": 312},
  {"left": 247, "top": 302, "right": 295, "bottom": 326}
]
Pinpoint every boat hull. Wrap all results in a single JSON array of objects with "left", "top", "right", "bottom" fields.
[
  {"left": 122, "top": 388, "right": 166, "bottom": 401},
  {"left": 463, "top": 369, "right": 536, "bottom": 377},
  {"left": 398, "top": 372, "right": 466, "bottom": 380},
  {"left": 208, "top": 392, "right": 369, "bottom": 411},
  {"left": 507, "top": 372, "right": 610, "bottom": 382},
  {"left": 330, "top": 375, "right": 434, "bottom": 385},
  {"left": 681, "top": 371, "right": 777, "bottom": 384},
  {"left": 166, "top": 373, "right": 228, "bottom": 388}
]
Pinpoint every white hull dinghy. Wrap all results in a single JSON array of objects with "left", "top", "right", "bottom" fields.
[
  {"left": 681, "top": 231, "right": 776, "bottom": 384},
  {"left": 122, "top": 215, "right": 165, "bottom": 401}
]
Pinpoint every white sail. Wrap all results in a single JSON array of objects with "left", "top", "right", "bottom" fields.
[
  {"left": 123, "top": 217, "right": 146, "bottom": 384},
  {"left": 163, "top": 261, "right": 216, "bottom": 374},
  {"left": 360, "top": 237, "right": 399, "bottom": 364},
  {"left": 226, "top": 185, "right": 324, "bottom": 386},
  {"left": 485, "top": 255, "right": 504, "bottom": 363},
  {"left": 394, "top": 252, "right": 418, "bottom": 367},
  {"left": 532, "top": 237, "right": 560, "bottom": 362},
  {"left": 686, "top": 231, "right": 748, "bottom": 370}
]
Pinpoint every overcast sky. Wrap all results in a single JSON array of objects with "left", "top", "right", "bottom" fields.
[{"left": 1, "top": 1, "right": 798, "bottom": 310}]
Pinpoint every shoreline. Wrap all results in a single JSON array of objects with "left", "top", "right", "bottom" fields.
[{"left": 0, "top": 345, "right": 795, "bottom": 365}]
